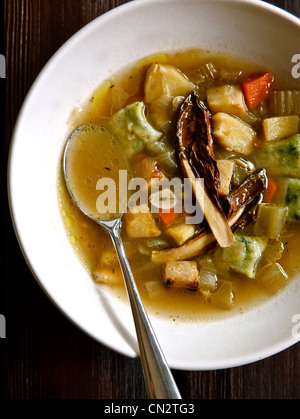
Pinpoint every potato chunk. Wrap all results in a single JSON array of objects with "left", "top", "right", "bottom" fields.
[
  {"left": 262, "top": 115, "right": 299, "bottom": 141},
  {"left": 212, "top": 112, "right": 256, "bottom": 155},
  {"left": 163, "top": 261, "right": 199, "bottom": 290},
  {"left": 125, "top": 204, "right": 160, "bottom": 238}
]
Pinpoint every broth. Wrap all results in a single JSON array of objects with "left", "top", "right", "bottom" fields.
[{"left": 58, "top": 49, "right": 300, "bottom": 321}]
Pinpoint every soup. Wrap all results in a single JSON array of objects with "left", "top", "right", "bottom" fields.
[{"left": 58, "top": 49, "right": 300, "bottom": 320}]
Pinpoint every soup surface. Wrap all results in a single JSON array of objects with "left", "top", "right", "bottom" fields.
[{"left": 59, "top": 49, "right": 300, "bottom": 321}]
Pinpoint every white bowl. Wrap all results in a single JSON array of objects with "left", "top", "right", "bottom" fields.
[{"left": 8, "top": 0, "right": 300, "bottom": 370}]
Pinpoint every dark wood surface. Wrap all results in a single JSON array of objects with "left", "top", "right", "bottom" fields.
[{"left": 3, "top": 0, "right": 300, "bottom": 400}]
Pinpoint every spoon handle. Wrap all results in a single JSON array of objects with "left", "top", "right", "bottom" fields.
[{"left": 105, "top": 218, "right": 181, "bottom": 399}]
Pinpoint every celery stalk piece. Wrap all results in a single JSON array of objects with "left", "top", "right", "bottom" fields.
[{"left": 254, "top": 204, "right": 288, "bottom": 239}]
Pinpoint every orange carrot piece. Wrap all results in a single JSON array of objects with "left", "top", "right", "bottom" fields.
[
  {"left": 263, "top": 178, "right": 278, "bottom": 202},
  {"left": 242, "top": 72, "right": 274, "bottom": 110},
  {"left": 159, "top": 208, "right": 180, "bottom": 225}
]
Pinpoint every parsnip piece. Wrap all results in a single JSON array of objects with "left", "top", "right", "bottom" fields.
[
  {"left": 163, "top": 261, "right": 199, "bottom": 290},
  {"left": 166, "top": 223, "right": 196, "bottom": 246},
  {"left": 182, "top": 158, "right": 234, "bottom": 247},
  {"left": 216, "top": 159, "right": 235, "bottom": 195},
  {"left": 207, "top": 85, "right": 255, "bottom": 123},
  {"left": 262, "top": 115, "right": 299, "bottom": 141},
  {"left": 125, "top": 204, "right": 160, "bottom": 238},
  {"left": 93, "top": 267, "right": 123, "bottom": 285},
  {"left": 144, "top": 63, "right": 194, "bottom": 103},
  {"left": 212, "top": 112, "right": 257, "bottom": 155}
]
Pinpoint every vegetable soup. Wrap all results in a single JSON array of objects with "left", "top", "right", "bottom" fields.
[{"left": 58, "top": 49, "right": 300, "bottom": 320}]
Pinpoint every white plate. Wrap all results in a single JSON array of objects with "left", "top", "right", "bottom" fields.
[{"left": 8, "top": 0, "right": 300, "bottom": 370}]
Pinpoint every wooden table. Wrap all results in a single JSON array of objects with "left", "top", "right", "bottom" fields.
[{"left": 4, "top": 0, "right": 300, "bottom": 399}]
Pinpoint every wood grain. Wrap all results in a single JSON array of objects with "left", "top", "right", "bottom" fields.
[{"left": 4, "top": 0, "right": 300, "bottom": 399}]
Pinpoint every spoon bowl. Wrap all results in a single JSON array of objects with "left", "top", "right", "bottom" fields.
[{"left": 63, "top": 125, "right": 181, "bottom": 399}]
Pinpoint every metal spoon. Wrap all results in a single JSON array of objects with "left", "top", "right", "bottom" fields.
[{"left": 63, "top": 125, "right": 181, "bottom": 399}]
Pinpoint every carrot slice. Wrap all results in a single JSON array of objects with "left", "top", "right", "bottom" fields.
[{"left": 242, "top": 72, "right": 274, "bottom": 110}]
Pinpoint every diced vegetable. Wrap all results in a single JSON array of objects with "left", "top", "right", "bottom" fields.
[
  {"left": 216, "top": 159, "right": 235, "bottom": 195},
  {"left": 218, "top": 68, "right": 243, "bottom": 84},
  {"left": 263, "top": 178, "right": 278, "bottom": 202},
  {"left": 125, "top": 204, "right": 161, "bottom": 238},
  {"left": 231, "top": 157, "right": 255, "bottom": 186},
  {"left": 211, "top": 280, "right": 234, "bottom": 309},
  {"left": 195, "top": 62, "right": 218, "bottom": 84},
  {"left": 137, "top": 237, "right": 169, "bottom": 256},
  {"left": 98, "top": 249, "right": 118, "bottom": 267},
  {"left": 144, "top": 280, "right": 165, "bottom": 299},
  {"left": 207, "top": 84, "right": 256, "bottom": 123},
  {"left": 218, "top": 235, "right": 268, "bottom": 278},
  {"left": 262, "top": 115, "right": 299, "bottom": 141},
  {"left": 144, "top": 63, "right": 194, "bottom": 103},
  {"left": 254, "top": 204, "right": 288, "bottom": 239},
  {"left": 135, "top": 53, "right": 170, "bottom": 72},
  {"left": 212, "top": 112, "right": 257, "bottom": 155},
  {"left": 109, "top": 101, "right": 162, "bottom": 158},
  {"left": 93, "top": 267, "right": 123, "bottom": 285},
  {"left": 277, "top": 178, "right": 300, "bottom": 222},
  {"left": 166, "top": 223, "right": 196, "bottom": 246},
  {"left": 257, "top": 262, "right": 288, "bottom": 294},
  {"left": 241, "top": 71, "right": 274, "bottom": 110},
  {"left": 198, "top": 268, "right": 218, "bottom": 294},
  {"left": 261, "top": 240, "right": 284, "bottom": 264},
  {"left": 163, "top": 261, "right": 199, "bottom": 290},
  {"left": 254, "top": 134, "right": 300, "bottom": 177},
  {"left": 132, "top": 156, "right": 157, "bottom": 180},
  {"left": 110, "top": 84, "right": 131, "bottom": 114},
  {"left": 159, "top": 208, "right": 180, "bottom": 225},
  {"left": 145, "top": 137, "right": 178, "bottom": 176},
  {"left": 148, "top": 94, "right": 174, "bottom": 128},
  {"left": 268, "top": 90, "right": 300, "bottom": 116},
  {"left": 91, "top": 80, "right": 113, "bottom": 118}
]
